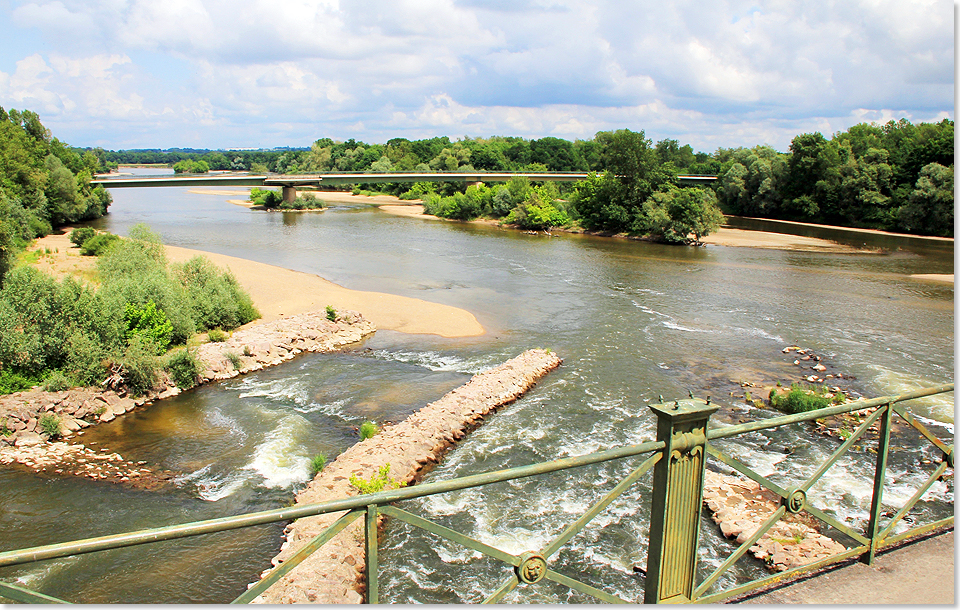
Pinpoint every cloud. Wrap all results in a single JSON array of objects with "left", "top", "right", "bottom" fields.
[{"left": 0, "top": 0, "right": 952, "bottom": 150}]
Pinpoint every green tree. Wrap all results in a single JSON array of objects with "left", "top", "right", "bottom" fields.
[
  {"left": 639, "top": 188, "right": 725, "bottom": 245},
  {"left": 898, "top": 163, "right": 954, "bottom": 237}
]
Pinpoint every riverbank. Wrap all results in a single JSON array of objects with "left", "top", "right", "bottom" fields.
[
  {"left": 375, "top": 203, "right": 876, "bottom": 254},
  {"left": 250, "top": 348, "right": 563, "bottom": 604},
  {"left": 27, "top": 231, "right": 485, "bottom": 336},
  {"left": 0, "top": 308, "right": 376, "bottom": 484}
]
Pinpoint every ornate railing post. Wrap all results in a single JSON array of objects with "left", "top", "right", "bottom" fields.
[
  {"left": 863, "top": 402, "right": 893, "bottom": 565},
  {"left": 644, "top": 397, "right": 718, "bottom": 604}
]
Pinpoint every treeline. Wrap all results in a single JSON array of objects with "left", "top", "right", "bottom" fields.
[
  {"left": 0, "top": 107, "right": 113, "bottom": 280},
  {"left": 0, "top": 225, "right": 259, "bottom": 395},
  {"left": 94, "top": 119, "right": 953, "bottom": 237}
]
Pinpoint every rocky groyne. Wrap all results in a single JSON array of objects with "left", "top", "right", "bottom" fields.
[
  {"left": 703, "top": 470, "right": 846, "bottom": 571},
  {"left": 0, "top": 309, "right": 375, "bottom": 484},
  {"left": 251, "top": 348, "right": 563, "bottom": 604}
]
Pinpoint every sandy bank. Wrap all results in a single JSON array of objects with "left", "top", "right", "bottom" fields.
[
  {"left": 252, "top": 349, "right": 563, "bottom": 604},
  {"left": 376, "top": 204, "right": 868, "bottom": 253},
  {"left": 29, "top": 232, "right": 484, "bottom": 338}
]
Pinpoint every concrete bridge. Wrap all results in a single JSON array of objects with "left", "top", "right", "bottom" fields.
[{"left": 91, "top": 172, "right": 718, "bottom": 203}]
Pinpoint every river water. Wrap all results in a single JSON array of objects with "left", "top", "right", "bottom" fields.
[{"left": 0, "top": 170, "right": 953, "bottom": 603}]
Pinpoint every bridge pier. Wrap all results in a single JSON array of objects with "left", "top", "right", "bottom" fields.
[{"left": 282, "top": 186, "right": 297, "bottom": 204}]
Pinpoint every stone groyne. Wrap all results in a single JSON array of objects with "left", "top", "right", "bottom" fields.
[
  {"left": 0, "top": 309, "right": 375, "bottom": 483},
  {"left": 252, "top": 348, "right": 563, "bottom": 604}
]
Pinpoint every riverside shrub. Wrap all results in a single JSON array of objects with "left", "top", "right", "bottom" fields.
[
  {"left": 165, "top": 348, "right": 201, "bottom": 389},
  {"left": 69, "top": 227, "right": 96, "bottom": 247},
  {"left": 0, "top": 224, "right": 260, "bottom": 395}
]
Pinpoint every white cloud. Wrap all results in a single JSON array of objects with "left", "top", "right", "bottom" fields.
[{"left": 0, "top": 0, "right": 951, "bottom": 150}]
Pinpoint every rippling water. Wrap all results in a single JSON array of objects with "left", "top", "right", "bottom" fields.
[{"left": 0, "top": 171, "right": 952, "bottom": 602}]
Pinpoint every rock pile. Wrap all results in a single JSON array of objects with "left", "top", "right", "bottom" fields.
[
  {"left": 251, "top": 348, "right": 563, "bottom": 605},
  {"left": 702, "top": 470, "right": 847, "bottom": 572},
  {"left": 194, "top": 310, "right": 374, "bottom": 382}
]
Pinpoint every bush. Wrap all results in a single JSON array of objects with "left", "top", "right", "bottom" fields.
[
  {"left": 349, "top": 463, "right": 406, "bottom": 494},
  {"left": 326, "top": 305, "right": 337, "bottom": 321},
  {"left": 42, "top": 370, "right": 72, "bottom": 392},
  {"left": 309, "top": 453, "right": 327, "bottom": 476},
  {"left": 80, "top": 233, "right": 120, "bottom": 256},
  {"left": 225, "top": 351, "right": 242, "bottom": 370},
  {"left": 769, "top": 383, "right": 832, "bottom": 414},
  {"left": 165, "top": 348, "right": 201, "bottom": 390},
  {"left": 69, "top": 227, "right": 96, "bottom": 247},
  {"left": 124, "top": 300, "right": 173, "bottom": 354},
  {"left": 250, "top": 187, "right": 282, "bottom": 208},
  {"left": 119, "top": 337, "right": 161, "bottom": 396},
  {"left": 280, "top": 192, "right": 324, "bottom": 210},
  {"left": 359, "top": 420, "right": 379, "bottom": 440},
  {"left": 0, "top": 369, "right": 40, "bottom": 394},
  {"left": 207, "top": 329, "right": 228, "bottom": 342},
  {"left": 172, "top": 256, "right": 260, "bottom": 332},
  {"left": 38, "top": 413, "right": 61, "bottom": 438}
]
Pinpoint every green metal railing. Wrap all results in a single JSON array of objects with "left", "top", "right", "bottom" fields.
[{"left": 0, "top": 384, "right": 952, "bottom": 604}]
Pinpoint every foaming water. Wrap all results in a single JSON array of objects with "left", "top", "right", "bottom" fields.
[{"left": 243, "top": 414, "right": 313, "bottom": 488}]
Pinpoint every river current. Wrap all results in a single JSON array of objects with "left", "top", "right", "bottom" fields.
[{"left": 0, "top": 169, "right": 953, "bottom": 603}]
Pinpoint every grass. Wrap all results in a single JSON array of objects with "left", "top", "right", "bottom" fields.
[
  {"left": 309, "top": 453, "right": 327, "bottom": 477},
  {"left": 768, "top": 383, "right": 833, "bottom": 414},
  {"left": 349, "top": 463, "right": 406, "bottom": 494},
  {"left": 38, "top": 413, "right": 61, "bottom": 438},
  {"left": 359, "top": 421, "right": 379, "bottom": 440},
  {"left": 207, "top": 329, "right": 229, "bottom": 342},
  {"left": 225, "top": 351, "right": 242, "bottom": 370},
  {"left": 326, "top": 305, "right": 337, "bottom": 322}
]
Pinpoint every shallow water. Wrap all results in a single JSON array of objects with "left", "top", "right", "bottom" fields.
[{"left": 0, "top": 171, "right": 953, "bottom": 602}]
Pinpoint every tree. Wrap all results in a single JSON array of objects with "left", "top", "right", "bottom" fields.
[
  {"left": 898, "top": 163, "right": 953, "bottom": 237},
  {"left": 639, "top": 188, "right": 725, "bottom": 245}
]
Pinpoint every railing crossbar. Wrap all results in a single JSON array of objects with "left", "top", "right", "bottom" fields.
[
  {"left": 799, "top": 503, "right": 870, "bottom": 547},
  {"left": 892, "top": 404, "right": 953, "bottom": 457},
  {"left": 877, "top": 461, "right": 950, "bottom": 544},
  {"left": 801, "top": 406, "right": 885, "bottom": 493},
  {"left": 482, "top": 574, "right": 520, "bottom": 604},
  {"left": 545, "top": 569, "right": 630, "bottom": 604},
  {"left": 706, "top": 445, "right": 790, "bottom": 499},
  {"left": 379, "top": 506, "right": 518, "bottom": 566},
  {"left": 694, "top": 506, "right": 787, "bottom": 599},
  {"left": 543, "top": 453, "right": 661, "bottom": 559},
  {"left": 0, "top": 582, "right": 70, "bottom": 605},
  {"left": 231, "top": 509, "right": 362, "bottom": 604}
]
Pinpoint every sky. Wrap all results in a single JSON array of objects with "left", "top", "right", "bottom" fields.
[{"left": 0, "top": 0, "right": 954, "bottom": 152}]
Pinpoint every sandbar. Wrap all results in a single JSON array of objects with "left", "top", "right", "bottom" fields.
[{"left": 29, "top": 232, "right": 485, "bottom": 338}]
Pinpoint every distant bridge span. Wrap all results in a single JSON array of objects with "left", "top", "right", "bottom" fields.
[{"left": 91, "top": 172, "right": 717, "bottom": 203}]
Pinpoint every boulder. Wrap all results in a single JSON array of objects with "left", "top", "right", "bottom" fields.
[{"left": 15, "top": 431, "right": 43, "bottom": 447}]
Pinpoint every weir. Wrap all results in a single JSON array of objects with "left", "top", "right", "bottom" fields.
[{"left": 0, "top": 383, "right": 951, "bottom": 604}]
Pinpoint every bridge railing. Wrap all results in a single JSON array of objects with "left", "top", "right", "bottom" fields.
[{"left": 0, "top": 384, "right": 952, "bottom": 604}]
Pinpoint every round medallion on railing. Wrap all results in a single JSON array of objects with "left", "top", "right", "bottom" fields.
[
  {"left": 784, "top": 488, "right": 806, "bottom": 514},
  {"left": 516, "top": 552, "right": 547, "bottom": 584}
]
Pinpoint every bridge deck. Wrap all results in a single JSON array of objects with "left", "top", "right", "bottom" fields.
[
  {"left": 736, "top": 530, "right": 954, "bottom": 605},
  {"left": 91, "top": 172, "right": 717, "bottom": 188}
]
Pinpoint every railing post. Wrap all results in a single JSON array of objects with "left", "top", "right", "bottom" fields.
[
  {"left": 644, "top": 398, "right": 718, "bottom": 604},
  {"left": 863, "top": 403, "right": 893, "bottom": 565},
  {"left": 365, "top": 504, "right": 379, "bottom": 604}
]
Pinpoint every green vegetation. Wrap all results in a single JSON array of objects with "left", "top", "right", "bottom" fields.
[
  {"left": 225, "top": 351, "right": 242, "bottom": 370},
  {"left": 280, "top": 192, "right": 324, "bottom": 210},
  {"left": 768, "top": 383, "right": 839, "bottom": 414},
  {"left": 309, "top": 453, "right": 327, "bottom": 476},
  {"left": 42, "top": 370, "right": 72, "bottom": 392},
  {"left": 38, "top": 413, "right": 61, "bottom": 437},
  {"left": 249, "top": 187, "right": 281, "bottom": 208},
  {"left": 69, "top": 227, "right": 96, "bottom": 247},
  {"left": 359, "top": 420, "right": 379, "bottom": 440},
  {"left": 164, "top": 348, "right": 201, "bottom": 390},
  {"left": 172, "top": 159, "right": 209, "bottom": 174},
  {"left": 0, "top": 107, "right": 112, "bottom": 284},
  {"left": 79, "top": 232, "right": 120, "bottom": 256},
  {"left": 93, "top": 117, "right": 953, "bottom": 238},
  {"left": 325, "top": 305, "right": 337, "bottom": 321},
  {"left": 0, "top": 224, "right": 259, "bottom": 395},
  {"left": 349, "top": 463, "right": 406, "bottom": 494},
  {"left": 207, "top": 329, "right": 228, "bottom": 342}
]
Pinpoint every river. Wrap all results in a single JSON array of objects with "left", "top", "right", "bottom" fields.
[{"left": 0, "top": 169, "right": 953, "bottom": 603}]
